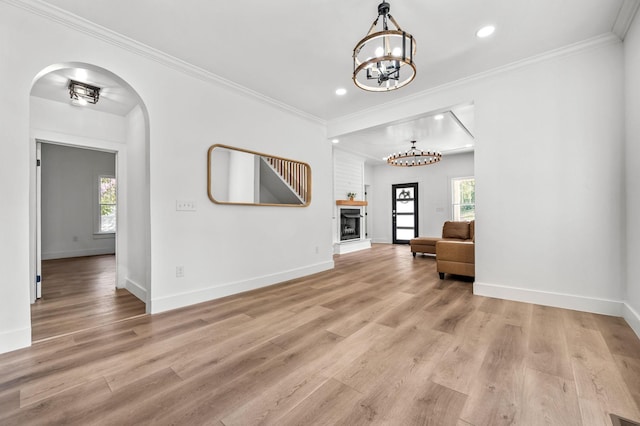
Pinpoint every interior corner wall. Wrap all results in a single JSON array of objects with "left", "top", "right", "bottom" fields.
[
  {"left": 328, "top": 37, "right": 625, "bottom": 317},
  {"left": 40, "top": 144, "right": 116, "bottom": 259},
  {"left": 123, "top": 105, "right": 149, "bottom": 303},
  {"left": 0, "top": 6, "right": 31, "bottom": 351},
  {"left": 0, "top": 1, "right": 334, "bottom": 354},
  {"left": 624, "top": 11, "right": 640, "bottom": 335},
  {"left": 369, "top": 152, "right": 474, "bottom": 243}
]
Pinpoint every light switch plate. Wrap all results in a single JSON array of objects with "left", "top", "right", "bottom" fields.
[{"left": 176, "top": 200, "right": 197, "bottom": 211}]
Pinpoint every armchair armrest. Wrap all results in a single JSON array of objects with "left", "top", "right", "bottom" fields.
[{"left": 436, "top": 241, "right": 475, "bottom": 279}]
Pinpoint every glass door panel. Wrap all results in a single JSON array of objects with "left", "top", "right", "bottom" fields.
[{"left": 392, "top": 182, "right": 418, "bottom": 244}]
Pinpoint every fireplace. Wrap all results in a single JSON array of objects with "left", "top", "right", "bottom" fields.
[{"left": 340, "top": 208, "right": 361, "bottom": 241}]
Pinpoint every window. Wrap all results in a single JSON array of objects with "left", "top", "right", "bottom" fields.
[
  {"left": 452, "top": 177, "right": 475, "bottom": 221},
  {"left": 98, "top": 176, "right": 117, "bottom": 233}
]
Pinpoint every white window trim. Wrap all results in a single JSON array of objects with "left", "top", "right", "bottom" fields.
[
  {"left": 451, "top": 175, "right": 475, "bottom": 221},
  {"left": 95, "top": 174, "right": 116, "bottom": 237}
]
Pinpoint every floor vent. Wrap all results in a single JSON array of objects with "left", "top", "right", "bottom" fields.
[{"left": 611, "top": 414, "right": 640, "bottom": 426}]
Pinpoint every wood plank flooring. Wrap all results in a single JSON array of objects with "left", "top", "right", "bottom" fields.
[
  {"left": 2, "top": 244, "right": 639, "bottom": 425},
  {"left": 31, "top": 255, "right": 146, "bottom": 341}
]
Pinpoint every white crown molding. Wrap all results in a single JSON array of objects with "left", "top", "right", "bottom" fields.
[
  {"left": 330, "top": 32, "right": 621, "bottom": 129},
  {"left": 613, "top": 0, "right": 640, "bottom": 40},
  {"left": 2, "top": 0, "right": 326, "bottom": 126}
]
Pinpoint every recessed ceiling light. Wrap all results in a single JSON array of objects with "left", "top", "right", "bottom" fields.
[
  {"left": 332, "top": 139, "right": 340, "bottom": 144},
  {"left": 434, "top": 114, "right": 444, "bottom": 120},
  {"left": 335, "top": 88, "right": 347, "bottom": 96},
  {"left": 476, "top": 25, "right": 495, "bottom": 38}
]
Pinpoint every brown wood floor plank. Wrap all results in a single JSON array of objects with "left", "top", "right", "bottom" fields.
[
  {"left": 400, "top": 380, "right": 468, "bottom": 426},
  {"left": 335, "top": 328, "right": 454, "bottom": 424},
  {"left": 613, "top": 354, "right": 640, "bottom": 410},
  {"left": 144, "top": 331, "right": 344, "bottom": 424},
  {"left": 31, "top": 255, "right": 145, "bottom": 342},
  {"left": 595, "top": 314, "right": 640, "bottom": 360},
  {"left": 566, "top": 326, "right": 640, "bottom": 421},
  {"left": 326, "top": 291, "right": 413, "bottom": 338},
  {"left": 502, "top": 299, "right": 533, "bottom": 327},
  {"left": 430, "top": 333, "right": 488, "bottom": 396},
  {"left": 0, "top": 244, "right": 639, "bottom": 425},
  {"left": 526, "top": 305, "right": 574, "bottom": 380},
  {"left": 3, "top": 377, "right": 112, "bottom": 425},
  {"left": 171, "top": 305, "right": 330, "bottom": 379},
  {"left": 519, "top": 367, "right": 581, "bottom": 426},
  {"left": 222, "top": 321, "right": 394, "bottom": 426},
  {"left": 275, "top": 378, "right": 363, "bottom": 426},
  {"left": 459, "top": 322, "right": 528, "bottom": 425}
]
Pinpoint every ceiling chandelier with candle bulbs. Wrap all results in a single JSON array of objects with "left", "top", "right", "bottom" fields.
[
  {"left": 387, "top": 141, "right": 442, "bottom": 167},
  {"left": 352, "top": 1, "right": 416, "bottom": 92}
]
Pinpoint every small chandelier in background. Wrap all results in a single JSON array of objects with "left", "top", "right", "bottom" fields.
[
  {"left": 387, "top": 141, "right": 441, "bottom": 167},
  {"left": 69, "top": 80, "right": 100, "bottom": 105},
  {"left": 353, "top": 1, "right": 416, "bottom": 92}
]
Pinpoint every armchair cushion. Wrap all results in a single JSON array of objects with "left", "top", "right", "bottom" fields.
[{"left": 442, "top": 221, "right": 471, "bottom": 240}]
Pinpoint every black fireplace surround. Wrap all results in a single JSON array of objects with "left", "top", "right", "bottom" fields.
[{"left": 340, "top": 208, "right": 361, "bottom": 241}]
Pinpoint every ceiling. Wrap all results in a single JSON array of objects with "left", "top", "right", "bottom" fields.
[
  {"left": 334, "top": 103, "right": 475, "bottom": 163},
  {"left": 29, "top": 0, "right": 635, "bottom": 163},
  {"left": 31, "top": 68, "right": 139, "bottom": 116}
]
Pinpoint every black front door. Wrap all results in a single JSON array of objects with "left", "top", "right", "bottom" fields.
[{"left": 392, "top": 183, "right": 418, "bottom": 244}]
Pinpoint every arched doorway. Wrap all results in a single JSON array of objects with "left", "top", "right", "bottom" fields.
[{"left": 29, "top": 62, "right": 151, "bottom": 341}]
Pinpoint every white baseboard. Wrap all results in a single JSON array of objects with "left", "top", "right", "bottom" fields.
[
  {"left": 371, "top": 238, "right": 390, "bottom": 244},
  {"left": 623, "top": 302, "right": 640, "bottom": 339},
  {"left": 150, "top": 260, "right": 335, "bottom": 314},
  {"left": 0, "top": 327, "right": 31, "bottom": 355},
  {"left": 125, "top": 278, "right": 147, "bottom": 303},
  {"left": 334, "top": 239, "right": 372, "bottom": 254},
  {"left": 473, "top": 281, "right": 624, "bottom": 317},
  {"left": 42, "top": 248, "right": 115, "bottom": 260}
]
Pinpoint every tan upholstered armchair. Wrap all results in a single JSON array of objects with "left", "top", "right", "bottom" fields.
[{"left": 436, "top": 221, "right": 475, "bottom": 279}]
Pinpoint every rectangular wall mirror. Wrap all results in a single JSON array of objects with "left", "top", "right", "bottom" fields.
[{"left": 207, "top": 144, "right": 311, "bottom": 207}]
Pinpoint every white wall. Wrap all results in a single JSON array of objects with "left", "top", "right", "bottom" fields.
[
  {"left": 123, "top": 105, "right": 150, "bottom": 303},
  {"left": 333, "top": 149, "right": 365, "bottom": 201},
  {"left": 369, "top": 152, "right": 474, "bottom": 243},
  {"left": 40, "top": 143, "right": 116, "bottom": 259},
  {"left": 30, "top": 96, "right": 127, "bottom": 144},
  {"left": 330, "top": 35, "right": 627, "bottom": 318},
  {"left": 624, "top": 12, "right": 640, "bottom": 336},
  {"left": 0, "top": 2, "right": 333, "bottom": 353}
]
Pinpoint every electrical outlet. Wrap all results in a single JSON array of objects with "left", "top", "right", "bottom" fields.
[
  {"left": 176, "top": 266, "right": 184, "bottom": 278},
  {"left": 176, "top": 200, "right": 197, "bottom": 211}
]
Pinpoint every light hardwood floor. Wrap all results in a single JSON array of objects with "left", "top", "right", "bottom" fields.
[
  {"left": 2, "top": 244, "right": 640, "bottom": 425},
  {"left": 31, "top": 255, "right": 146, "bottom": 342}
]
